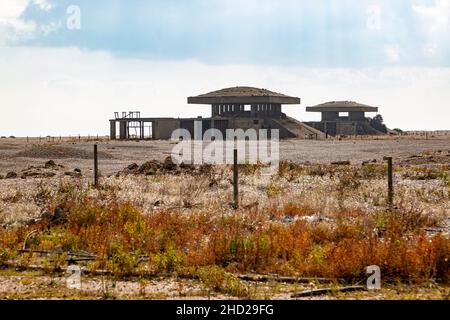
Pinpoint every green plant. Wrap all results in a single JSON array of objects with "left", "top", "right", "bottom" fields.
[{"left": 197, "top": 266, "right": 248, "bottom": 297}]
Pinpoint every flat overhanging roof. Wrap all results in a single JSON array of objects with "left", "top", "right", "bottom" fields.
[
  {"left": 306, "top": 101, "right": 378, "bottom": 113},
  {"left": 188, "top": 86, "right": 300, "bottom": 105}
]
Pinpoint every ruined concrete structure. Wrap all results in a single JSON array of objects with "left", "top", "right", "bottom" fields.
[
  {"left": 110, "top": 86, "right": 325, "bottom": 140},
  {"left": 304, "top": 101, "right": 383, "bottom": 136},
  {"left": 109, "top": 88, "right": 386, "bottom": 140}
]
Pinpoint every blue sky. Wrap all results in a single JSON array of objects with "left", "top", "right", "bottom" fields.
[
  {"left": 0, "top": 0, "right": 449, "bottom": 135},
  {"left": 13, "top": 0, "right": 450, "bottom": 67}
]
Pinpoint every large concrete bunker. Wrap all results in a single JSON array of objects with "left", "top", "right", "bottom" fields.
[
  {"left": 110, "top": 86, "right": 325, "bottom": 140},
  {"left": 304, "top": 101, "right": 384, "bottom": 136}
]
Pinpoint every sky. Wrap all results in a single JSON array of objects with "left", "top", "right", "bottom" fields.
[{"left": 0, "top": 0, "right": 449, "bottom": 136}]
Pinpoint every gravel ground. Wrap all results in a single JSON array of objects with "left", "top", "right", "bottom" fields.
[
  {"left": 0, "top": 136, "right": 449, "bottom": 176},
  {"left": 0, "top": 136, "right": 448, "bottom": 300}
]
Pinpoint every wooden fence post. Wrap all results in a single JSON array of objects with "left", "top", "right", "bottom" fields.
[
  {"left": 94, "top": 144, "right": 98, "bottom": 187},
  {"left": 233, "top": 149, "right": 239, "bottom": 209},
  {"left": 383, "top": 156, "right": 393, "bottom": 209}
]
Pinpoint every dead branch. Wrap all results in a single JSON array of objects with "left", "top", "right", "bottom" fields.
[
  {"left": 291, "top": 285, "right": 367, "bottom": 298},
  {"left": 235, "top": 273, "right": 337, "bottom": 284}
]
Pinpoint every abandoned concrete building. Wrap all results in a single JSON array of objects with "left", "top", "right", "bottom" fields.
[
  {"left": 109, "top": 86, "right": 325, "bottom": 140},
  {"left": 304, "top": 101, "right": 384, "bottom": 136}
]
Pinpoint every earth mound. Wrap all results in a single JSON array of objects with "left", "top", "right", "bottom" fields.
[{"left": 117, "top": 156, "right": 212, "bottom": 176}]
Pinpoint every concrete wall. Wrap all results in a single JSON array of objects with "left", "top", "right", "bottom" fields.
[
  {"left": 336, "top": 122, "right": 356, "bottom": 135},
  {"left": 228, "top": 118, "right": 264, "bottom": 131},
  {"left": 349, "top": 111, "right": 365, "bottom": 121},
  {"left": 153, "top": 119, "right": 180, "bottom": 140},
  {"left": 322, "top": 111, "right": 339, "bottom": 121},
  {"left": 304, "top": 119, "right": 387, "bottom": 136}
]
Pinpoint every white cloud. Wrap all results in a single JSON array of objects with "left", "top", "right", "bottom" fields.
[
  {"left": 0, "top": 0, "right": 35, "bottom": 44},
  {"left": 384, "top": 44, "right": 400, "bottom": 62},
  {"left": 0, "top": 46, "right": 449, "bottom": 136},
  {"left": 413, "top": 0, "right": 450, "bottom": 60},
  {"left": 423, "top": 42, "right": 438, "bottom": 57},
  {"left": 0, "top": 0, "right": 57, "bottom": 45},
  {"left": 32, "top": 0, "right": 53, "bottom": 11},
  {"left": 413, "top": 0, "right": 450, "bottom": 34},
  {"left": 0, "top": 0, "right": 29, "bottom": 19}
]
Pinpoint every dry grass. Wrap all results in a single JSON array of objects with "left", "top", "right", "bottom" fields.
[{"left": 0, "top": 161, "right": 448, "bottom": 300}]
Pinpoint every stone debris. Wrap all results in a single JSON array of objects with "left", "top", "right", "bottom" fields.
[
  {"left": 331, "top": 160, "right": 351, "bottom": 165},
  {"left": 5, "top": 172, "right": 18, "bottom": 179},
  {"left": 1, "top": 160, "right": 82, "bottom": 180},
  {"left": 117, "top": 156, "right": 212, "bottom": 177},
  {"left": 64, "top": 170, "right": 82, "bottom": 178},
  {"left": 44, "top": 160, "right": 57, "bottom": 168},
  {"left": 20, "top": 160, "right": 69, "bottom": 179},
  {"left": 37, "top": 207, "right": 64, "bottom": 227},
  {"left": 21, "top": 171, "right": 56, "bottom": 179},
  {"left": 362, "top": 159, "right": 377, "bottom": 165},
  {"left": 400, "top": 150, "right": 450, "bottom": 165}
]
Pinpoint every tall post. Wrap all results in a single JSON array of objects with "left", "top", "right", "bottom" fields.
[
  {"left": 384, "top": 156, "right": 393, "bottom": 209},
  {"left": 233, "top": 149, "right": 239, "bottom": 209},
  {"left": 94, "top": 144, "right": 99, "bottom": 187}
]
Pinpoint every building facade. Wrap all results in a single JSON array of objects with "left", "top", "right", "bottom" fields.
[
  {"left": 110, "top": 86, "right": 325, "bottom": 140},
  {"left": 304, "top": 101, "right": 384, "bottom": 136}
]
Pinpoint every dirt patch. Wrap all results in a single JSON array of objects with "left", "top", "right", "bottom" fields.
[
  {"left": 15, "top": 145, "right": 115, "bottom": 160},
  {"left": 0, "top": 144, "right": 21, "bottom": 151},
  {"left": 399, "top": 150, "right": 450, "bottom": 166}
]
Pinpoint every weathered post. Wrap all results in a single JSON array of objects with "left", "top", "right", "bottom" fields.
[
  {"left": 233, "top": 148, "right": 239, "bottom": 209},
  {"left": 383, "top": 156, "right": 393, "bottom": 209},
  {"left": 94, "top": 144, "right": 98, "bottom": 187},
  {"left": 26, "top": 136, "right": 29, "bottom": 144}
]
